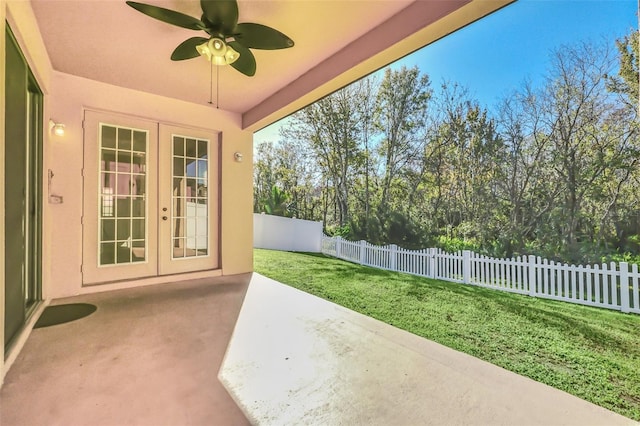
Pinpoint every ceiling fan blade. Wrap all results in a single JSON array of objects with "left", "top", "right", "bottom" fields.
[
  {"left": 200, "top": 0, "right": 238, "bottom": 34},
  {"left": 228, "top": 41, "right": 256, "bottom": 77},
  {"left": 126, "top": 1, "right": 204, "bottom": 31},
  {"left": 234, "top": 23, "right": 294, "bottom": 50},
  {"left": 171, "top": 37, "right": 209, "bottom": 61}
]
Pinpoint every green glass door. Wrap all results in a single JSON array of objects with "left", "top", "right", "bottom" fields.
[{"left": 4, "top": 26, "right": 43, "bottom": 350}]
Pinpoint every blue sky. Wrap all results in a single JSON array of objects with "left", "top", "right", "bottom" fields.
[{"left": 255, "top": 0, "right": 637, "bottom": 145}]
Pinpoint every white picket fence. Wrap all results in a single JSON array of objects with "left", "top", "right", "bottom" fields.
[{"left": 321, "top": 236, "right": 640, "bottom": 314}]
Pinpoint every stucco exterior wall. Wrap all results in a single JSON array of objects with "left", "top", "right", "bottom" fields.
[{"left": 48, "top": 72, "right": 254, "bottom": 298}]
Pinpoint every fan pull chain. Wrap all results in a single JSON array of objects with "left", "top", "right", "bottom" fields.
[
  {"left": 208, "top": 59, "right": 213, "bottom": 105},
  {"left": 207, "top": 61, "right": 220, "bottom": 109}
]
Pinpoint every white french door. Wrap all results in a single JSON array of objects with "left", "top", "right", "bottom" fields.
[
  {"left": 158, "top": 124, "right": 219, "bottom": 275},
  {"left": 82, "top": 111, "right": 219, "bottom": 285}
]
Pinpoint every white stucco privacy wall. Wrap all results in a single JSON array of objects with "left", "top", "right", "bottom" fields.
[{"left": 254, "top": 214, "right": 322, "bottom": 253}]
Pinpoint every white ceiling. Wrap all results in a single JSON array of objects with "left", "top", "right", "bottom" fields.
[
  {"left": 30, "top": 0, "right": 514, "bottom": 130},
  {"left": 31, "top": 1, "right": 410, "bottom": 110}
]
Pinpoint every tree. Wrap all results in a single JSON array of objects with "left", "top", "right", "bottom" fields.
[
  {"left": 496, "top": 40, "right": 640, "bottom": 261},
  {"left": 263, "top": 185, "right": 291, "bottom": 217},
  {"left": 253, "top": 140, "right": 322, "bottom": 220},
  {"left": 607, "top": 30, "right": 639, "bottom": 112},
  {"left": 422, "top": 82, "right": 504, "bottom": 248},
  {"left": 542, "top": 42, "right": 620, "bottom": 258},
  {"left": 374, "top": 66, "right": 431, "bottom": 242},
  {"left": 253, "top": 142, "right": 279, "bottom": 213},
  {"left": 352, "top": 75, "right": 379, "bottom": 240},
  {"left": 495, "top": 84, "right": 560, "bottom": 256},
  {"left": 281, "top": 82, "right": 367, "bottom": 227}
]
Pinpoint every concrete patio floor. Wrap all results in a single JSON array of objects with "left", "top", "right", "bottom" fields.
[
  {"left": 220, "top": 274, "right": 635, "bottom": 426},
  {"left": 0, "top": 275, "right": 251, "bottom": 426},
  {"left": 1, "top": 272, "right": 635, "bottom": 425}
]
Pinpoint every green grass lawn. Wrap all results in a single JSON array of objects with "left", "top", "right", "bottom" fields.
[{"left": 254, "top": 248, "right": 640, "bottom": 421}]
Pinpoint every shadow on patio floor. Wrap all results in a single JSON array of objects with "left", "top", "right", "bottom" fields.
[{"left": 1, "top": 274, "right": 250, "bottom": 426}]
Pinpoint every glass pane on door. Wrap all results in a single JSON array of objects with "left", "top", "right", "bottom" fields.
[
  {"left": 171, "top": 135, "right": 208, "bottom": 259},
  {"left": 99, "top": 124, "right": 148, "bottom": 265}
]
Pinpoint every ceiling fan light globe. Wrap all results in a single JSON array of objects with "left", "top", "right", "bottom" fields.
[
  {"left": 196, "top": 40, "right": 212, "bottom": 61},
  {"left": 196, "top": 38, "right": 239, "bottom": 66},
  {"left": 225, "top": 45, "right": 239, "bottom": 65},
  {"left": 209, "top": 38, "right": 227, "bottom": 57}
]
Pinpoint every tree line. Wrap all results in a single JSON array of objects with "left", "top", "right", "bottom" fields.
[{"left": 254, "top": 33, "right": 640, "bottom": 264}]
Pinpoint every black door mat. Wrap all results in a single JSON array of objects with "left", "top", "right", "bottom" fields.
[{"left": 34, "top": 303, "right": 97, "bottom": 328}]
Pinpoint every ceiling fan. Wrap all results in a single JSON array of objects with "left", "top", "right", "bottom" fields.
[{"left": 126, "top": 0, "right": 294, "bottom": 76}]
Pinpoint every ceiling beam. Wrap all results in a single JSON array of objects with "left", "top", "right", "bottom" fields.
[{"left": 243, "top": 0, "right": 515, "bottom": 133}]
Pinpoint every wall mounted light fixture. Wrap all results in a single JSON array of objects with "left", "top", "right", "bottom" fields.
[
  {"left": 49, "top": 119, "right": 65, "bottom": 137},
  {"left": 234, "top": 152, "right": 243, "bottom": 162}
]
